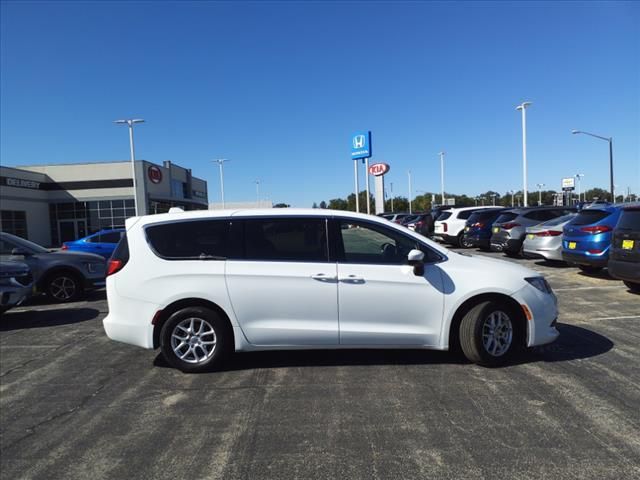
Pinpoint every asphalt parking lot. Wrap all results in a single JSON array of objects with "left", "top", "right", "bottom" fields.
[{"left": 1, "top": 249, "right": 639, "bottom": 480}]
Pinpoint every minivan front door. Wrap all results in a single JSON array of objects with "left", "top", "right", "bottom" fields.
[
  {"left": 225, "top": 217, "right": 338, "bottom": 346},
  {"left": 334, "top": 220, "right": 444, "bottom": 346}
]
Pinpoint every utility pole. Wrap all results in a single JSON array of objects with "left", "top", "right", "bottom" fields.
[
  {"left": 408, "top": 170, "right": 413, "bottom": 214},
  {"left": 390, "top": 182, "right": 394, "bottom": 212},
  {"left": 439, "top": 151, "right": 445, "bottom": 206}
]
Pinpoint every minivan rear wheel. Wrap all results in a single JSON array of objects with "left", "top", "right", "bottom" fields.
[
  {"left": 160, "top": 307, "right": 231, "bottom": 373},
  {"left": 459, "top": 301, "right": 520, "bottom": 366}
]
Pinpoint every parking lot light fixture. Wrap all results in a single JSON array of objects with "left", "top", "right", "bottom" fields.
[
  {"left": 439, "top": 152, "right": 445, "bottom": 206},
  {"left": 575, "top": 173, "right": 585, "bottom": 203},
  {"left": 572, "top": 130, "right": 614, "bottom": 202},
  {"left": 211, "top": 159, "right": 229, "bottom": 209},
  {"left": 408, "top": 170, "right": 413, "bottom": 214},
  {"left": 516, "top": 102, "right": 532, "bottom": 207},
  {"left": 114, "top": 118, "right": 144, "bottom": 216},
  {"left": 536, "top": 183, "right": 545, "bottom": 205}
]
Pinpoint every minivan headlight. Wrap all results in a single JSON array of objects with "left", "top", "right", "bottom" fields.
[{"left": 525, "top": 277, "right": 552, "bottom": 294}]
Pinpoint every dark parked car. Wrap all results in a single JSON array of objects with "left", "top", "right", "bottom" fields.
[
  {"left": 0, "top": 232, "right": 106, "bottom": 303},
  {"left": 462, "top": 208, "right": 508, "bottom": 250},
  {"left": 491, "top": 207, "right": 575, "bottom": 256},
  {"left": 0, "top": 260, "right": 33, "bottom": 314},
  {"left": 607, "top": 205, "right": 640, "bottom": 292},
  {"left": 402, "top": 213, "right": 434, "bottom": 237},
  {"left": 562, "top": 205, "right": 623, "bottom": 273}
]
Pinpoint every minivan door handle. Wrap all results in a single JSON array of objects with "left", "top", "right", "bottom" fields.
[
  {"left": 339, "top": 275, "right": 365, "bottom": 284},
  {"left": 311, "top": 273, "right": 338, "bottom": 283}
]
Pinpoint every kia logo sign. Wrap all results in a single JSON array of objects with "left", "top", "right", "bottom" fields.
[
  {"left": 148, "top": 165, "right": 163, "bottom": 184},
  {"left": 368, "top": 163, "right": 390, "bottom": 176}
]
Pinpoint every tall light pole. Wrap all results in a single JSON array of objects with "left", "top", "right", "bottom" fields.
[
  {"left": 572, "top": 130, "right": 614, "bottom": 202},
  {"left": 114, "top": 118, "right": 144, "bottom": 216},
  {"left": 439, "top": 151, "right": 445, "bottom": 206},
  {"left": 211, "top": 159, "right": 229, "bottom": 209},
  {"left": 536, "top": 183, "right": 545, "bottom": 205},
  {"left": 255, "top": 180, "right": 260, "bottom": 204},
  {"left": 510, "top": 190, "right": 515, "bottom": 207},
  {"left": 516, "top": 102, "right": 532, "bottom": 207},
  {"left": 390, "top": 182, "right": 394, "bottom": 212},
  {"left": 575, "top": 173, "right": 585, "bottom": 203},
  {"left": 491, "top": 193, "right": 497, "bottom": 206},
  {"left": 408, "top": 170, "right": 413, "bottom": 214}
]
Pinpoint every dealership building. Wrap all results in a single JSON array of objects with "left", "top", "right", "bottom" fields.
[{"left": 0, "top": 160, "right": 208, "bottom": 247}]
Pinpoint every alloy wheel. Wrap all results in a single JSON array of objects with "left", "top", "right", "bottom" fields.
[
  {"left": 481, "top": 311, "right": 513, "bottom": 357},
  {"left": 49, "top": 276, "right": 77, "bottom": 301},
  {"left": 171, "top": 317, "right": 217, "bottom": 364}
]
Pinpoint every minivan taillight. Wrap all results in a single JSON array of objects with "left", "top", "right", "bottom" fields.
[
  {"left": 107, "top": 259, "right": 124, "bottom": 276},
  {"left": 501, "top": 222, "right": 520, "bottom": 230},
  {"left": 580, "top": 225, "right": 612, "bottom": 234}
]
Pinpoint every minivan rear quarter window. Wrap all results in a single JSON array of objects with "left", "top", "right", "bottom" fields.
[
  {"left": 146, "top": 220, "right": 229, "bottom": 259},
  {"left": 243, "top": 218, "right": 327, "bottom": 262}
]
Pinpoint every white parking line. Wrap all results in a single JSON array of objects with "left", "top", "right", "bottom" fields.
[
  {"left": 592, "top": 315, "right": 640, "bottom": 321},
  {"left": 553, "top": 285, "right": 626, "bottom": 291}
]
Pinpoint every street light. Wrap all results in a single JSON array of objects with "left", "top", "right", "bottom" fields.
[
  {"left": 509, "top": 189, "right": 515, "bottom": 208},
  {"left": 255, "top": 180, "right": 260, "bottom": 204},
  {"left": 572, "top": 130, "right": 614, "bottom": 202},
  {"left": 536, "top": 183, "right": 545, "bottom": 205},
  {"left": 575, "top": 173, "right": 585, "bottom": 203},
  {"left": 490, "top": 193, "right": 497, "bottom": 206},
  {"left": 407, "top": 170, "right": 413, "bottom": 214},
  {"left": 114, "top": 118, "right": 144, "bottom": 216},
  {"left": 211, "top": 159, "right": 229, "bottom": 209},
  {"left": 390, "top": 182, "right": 394, "bottom": 212},
  {"left": 516, "top": 101, "right": 532, "bottom": 207},
  {"left": 439, "top": 151, "right": 445, "bottom": 206}
]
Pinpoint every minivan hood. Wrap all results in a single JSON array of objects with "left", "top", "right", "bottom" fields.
[{"left": 448, "top": 251, "right": 539, "bottom": 282}]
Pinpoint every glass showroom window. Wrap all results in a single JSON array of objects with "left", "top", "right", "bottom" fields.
[{"left": 0, "top": 210, "right": 28, "bottom": 238}]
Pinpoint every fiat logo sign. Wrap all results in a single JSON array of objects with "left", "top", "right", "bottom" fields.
[
  {"left": 147, "top": 165, "right": 163, "bottom": 184},
  {"left": 368, "top": 163, "right": 390, "bottom": 176}
]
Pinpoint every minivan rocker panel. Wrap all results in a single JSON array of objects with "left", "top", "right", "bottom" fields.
[{"left": 103, "top": 209, "right": 559, "bottom": 371}]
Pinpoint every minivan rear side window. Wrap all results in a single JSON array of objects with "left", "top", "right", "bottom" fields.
[
  {"left": 243, "top": 218, "right": 328, "bottom": 262},
  {"left": 146, "top": 220, "right": 229, "bottom": 260},
  {"left": 571, "top": 210, "right": 611, "bottom": 226}
]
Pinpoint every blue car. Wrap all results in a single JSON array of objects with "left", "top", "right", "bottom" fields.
[
  {"left": 62, "top": 229, "right": 125, "bottom": 259},
  {"left": 562, "top": 205, "right": 623, "bottom": 273}
]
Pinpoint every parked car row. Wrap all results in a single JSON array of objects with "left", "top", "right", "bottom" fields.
[{"left": 427, "top": 203, "right": 639, "bottom": 294}]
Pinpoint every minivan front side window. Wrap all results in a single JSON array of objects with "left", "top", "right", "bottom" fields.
[{"left": 339, "top": 220, "right": 419, "bottom": 265}]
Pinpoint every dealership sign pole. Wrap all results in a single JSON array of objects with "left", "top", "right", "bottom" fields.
[
  {"left": 351, "top": 131, "right": 372, "bottom": 213},
  {"left": 368, "top": 163, "right": 390, "bottom": 215}
]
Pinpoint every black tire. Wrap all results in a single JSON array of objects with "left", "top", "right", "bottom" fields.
[
  {"left": 45, "top": 271, "right": 84, "bottom": 303},
  {"left": 460, "top": 234, "right": 473, "bottom": 248},
  {"left": 623, "top": 281, "right": 640, "bottom": 293},
  {"left": 459, "top": 300, "right": 521, "bottom": 366},
  {"left": 578, "top": 265, "right": 602, "bottom": 274},
  {"left": 160, "top": 306, "right": 231, "bottom": 373}
]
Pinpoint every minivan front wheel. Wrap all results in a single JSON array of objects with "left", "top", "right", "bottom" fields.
[
  {"left": 160, "top": 307, "right": 230, "bottom": 373},
  {"left": 459, "top": 301, "right": 520, "bottom": 366}
]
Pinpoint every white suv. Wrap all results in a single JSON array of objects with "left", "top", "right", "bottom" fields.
[
  {"left": 434, "top": 206, "right": 503, "bottom": 247},
  {"left": 103, "top": 209, "right": 559, "bottom": 372}
]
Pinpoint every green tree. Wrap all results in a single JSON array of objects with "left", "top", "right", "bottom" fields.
[
  {"left": 312, "top": 202, "right": 318, "bottom": 208},
  {"left": 328, "top": 198, "right": 348, "bottom": 210},
  {"left": 319, "top": 201, "right": 327, "bottom": 209},
  {"left": 273, "top": 203, "right": 290, "bottom": 208}
]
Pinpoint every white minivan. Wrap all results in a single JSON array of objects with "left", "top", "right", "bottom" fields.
[{"left": 103, "top": 209, "right": 559, "bottom": 372}]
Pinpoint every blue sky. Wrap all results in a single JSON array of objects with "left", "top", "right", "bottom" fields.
[{"left": 1, "top": 1, "right": 638, "bottom": 206}]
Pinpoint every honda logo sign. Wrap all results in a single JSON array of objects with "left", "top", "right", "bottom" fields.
[{"left": 351, "top": 131, "right": 372, "bottom": 160}]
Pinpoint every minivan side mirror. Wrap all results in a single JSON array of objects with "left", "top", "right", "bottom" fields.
[{"left": 407, "top": 249, "right": 425, "bottom": 276}]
